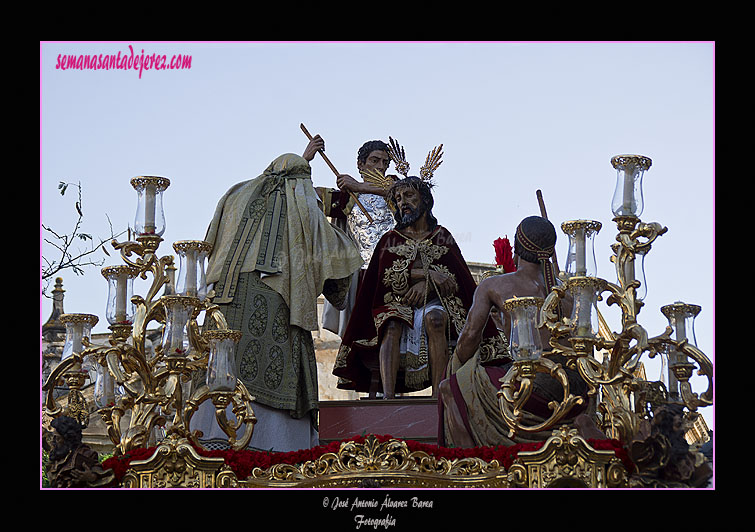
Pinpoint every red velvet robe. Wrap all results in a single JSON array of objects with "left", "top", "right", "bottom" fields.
[{"left": 332, "top": 225, "right": 508, "bottom": 394}]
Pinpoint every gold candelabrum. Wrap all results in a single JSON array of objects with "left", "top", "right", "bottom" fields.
[
  {"left": 43, "top": 176, "right": 257, "bottom": 456},
  {"left": 497, "top": 155, "right": 713, "bottom": 442}
]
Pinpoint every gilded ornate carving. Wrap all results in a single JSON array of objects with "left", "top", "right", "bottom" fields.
[
  {"left": 498, "top": 356, "right": 585, "bottom": 438},
  {"left": 610, "top": 154, "right": 652, "bottom": 171},
  {"left": 116, "top": 432, "right": 629, "bottom": 489},
  {"left": 221, "top": 435, "right": 509, "bottom": 488},
  {"left": 121, "top": 434, "right": 226, "bottom": 488},
  {"left": 508, "top": 427, "right": 628, "bottom": 488}
]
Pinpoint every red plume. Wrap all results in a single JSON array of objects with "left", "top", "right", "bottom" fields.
[{"left": 493, "top": 237, "right": 516, "bottom": 273}]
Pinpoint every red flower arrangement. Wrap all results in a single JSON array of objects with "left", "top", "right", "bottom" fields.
[
  {"left": 587, "top": 438, "right": 635, "bottom": 474},
  {"left": 101, "top": 446, "right": 159, "bottom": 484},
  {"left": 493, "top": 237, "right": 516, "bottom": 273},
  {"left": 101, "top": 434, "right": 632, "bottom": 484}
]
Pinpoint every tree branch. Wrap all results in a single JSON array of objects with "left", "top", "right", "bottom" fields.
[{"left": 41, "top": 181, "right": 126, "bottom": 297}]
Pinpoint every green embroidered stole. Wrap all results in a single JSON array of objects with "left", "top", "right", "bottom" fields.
[{"left": 213, "top": 176, "right": 287, "bottom": 304}]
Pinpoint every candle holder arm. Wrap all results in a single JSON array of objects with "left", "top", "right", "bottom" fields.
[
  {"left": 497, "top": 357, "right": 585, "bottom": 437},
  {"left": 185, "top": 382, "right": 257, "bottom": 451}
]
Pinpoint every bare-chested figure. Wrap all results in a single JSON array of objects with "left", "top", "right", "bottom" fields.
[{"left": 439, "top": 216, "right": 595, "bottom": 447}]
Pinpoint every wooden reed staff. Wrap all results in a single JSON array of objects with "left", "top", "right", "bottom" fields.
[
  {"left": 300, "top": 123, "right": 373, "bottom": 223},
  {"left": 536, "top": 189, "right": 560, "bottom": 274}
]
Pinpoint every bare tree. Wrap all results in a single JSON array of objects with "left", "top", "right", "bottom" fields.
[{"left": 41, "top": 181, "right": 126, "bottom": 297}]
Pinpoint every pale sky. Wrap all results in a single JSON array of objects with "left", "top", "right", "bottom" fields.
[{"left": 40, "top": 41, "right": 715, "bottom": 428}]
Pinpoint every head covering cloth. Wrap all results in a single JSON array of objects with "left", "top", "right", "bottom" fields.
[
  {"left": 205, "top": 153, "right": 363, "bottom": 331},
  {"left": 515, "top": 218, "right": 558, "bottom": 299}
]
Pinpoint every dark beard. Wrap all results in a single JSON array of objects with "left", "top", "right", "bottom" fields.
[{"left": 395, "top": 205, "right": 424, "bottom": 229}]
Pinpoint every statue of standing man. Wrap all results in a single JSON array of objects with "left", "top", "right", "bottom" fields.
[
  {"left": 318, "top": 139, "right": 399, "bottom": 338},
  {"left": 196, "top": 146, "right": 363, "bottom": 452}
]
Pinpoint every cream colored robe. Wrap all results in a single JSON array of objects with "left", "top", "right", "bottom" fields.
[
  {"left": 445, "top": 351, "right": 551, "bottom": 447},
  {"left": 204, "top": 153, "right": 363, "bottom": 332}
]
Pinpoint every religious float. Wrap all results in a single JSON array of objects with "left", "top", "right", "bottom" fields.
[{"left": 42, "top": 154, "right": 713, "bottom": 489}]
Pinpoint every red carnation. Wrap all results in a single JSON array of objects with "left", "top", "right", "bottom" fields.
[{"left": 493, "top": 237, "right": 516, "bottom": 273}]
